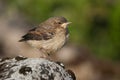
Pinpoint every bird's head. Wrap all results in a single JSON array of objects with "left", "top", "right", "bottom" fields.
[{"left": 45, "top": 16, "right": 71, "bottom": 29}]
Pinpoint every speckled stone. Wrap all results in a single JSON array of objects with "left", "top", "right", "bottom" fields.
[{"left": 0, "top": 56, "right": 75, "bottom": 80}]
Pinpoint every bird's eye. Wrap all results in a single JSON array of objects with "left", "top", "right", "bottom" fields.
[{"left": 58, "top": 22, "right": 62, "bottom": 24}]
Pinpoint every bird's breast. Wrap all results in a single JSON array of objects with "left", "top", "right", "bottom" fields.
[{"left": 26, "top": 29, "right": 68, "bottom": 54}]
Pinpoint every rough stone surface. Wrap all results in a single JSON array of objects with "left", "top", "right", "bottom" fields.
[{"left": 0, "top": 56, "right": 75, "bottom": 80}]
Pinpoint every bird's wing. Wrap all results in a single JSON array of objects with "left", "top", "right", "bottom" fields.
[{"left": 19, "top": 27, "right": 55, "bottom": 42}]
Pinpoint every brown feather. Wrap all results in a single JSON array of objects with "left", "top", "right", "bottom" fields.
[{"left": 19, "top": 27, "right": 55, "bottom": 41}]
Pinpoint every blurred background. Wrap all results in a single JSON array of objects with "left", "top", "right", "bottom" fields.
[{"left": 0, "top": 0, "right": 120, "bottom": 80}]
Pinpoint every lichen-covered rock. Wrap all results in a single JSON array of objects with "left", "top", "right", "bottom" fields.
[{"left": 0, "top": 56, "right": 75, "bottom": 80}]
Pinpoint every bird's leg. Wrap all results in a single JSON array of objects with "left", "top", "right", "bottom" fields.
[
  {"left": 39, "top": 48, "right": 48, "bottom": 58},
  {"left": 38, "top": 48, "right": 52, "bottom": 60},
  {"left": 46, "top": 53, "right": 52, "bottom": 61}
]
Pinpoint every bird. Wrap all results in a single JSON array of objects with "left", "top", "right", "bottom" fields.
[{"left": 19, "top": 16, "right": 71, "bottom": 58}]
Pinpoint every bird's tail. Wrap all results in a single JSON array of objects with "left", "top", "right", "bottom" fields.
[{"left": 19, "top": 39, "right": 25, "bottom": 42}]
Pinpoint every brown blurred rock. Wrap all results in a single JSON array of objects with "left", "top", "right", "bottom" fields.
[{"left": 52, "top": 45, "right": 120, "bottom": 80}]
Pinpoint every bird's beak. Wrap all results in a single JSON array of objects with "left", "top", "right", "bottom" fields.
[
  {"left": 61, "top": 22, "right": 71, "bottom": 28},
  {"left": 66, "top": 22, "right": 72, "bottom": 25}
]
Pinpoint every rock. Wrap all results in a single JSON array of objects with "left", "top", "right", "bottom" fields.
[{"left": 0, "top": 56, "right": 75, "bottom": 80}]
